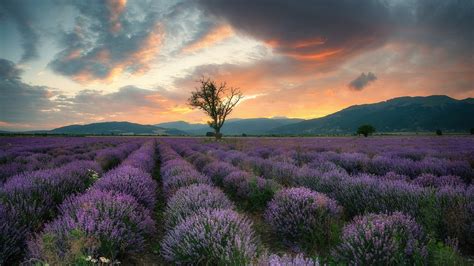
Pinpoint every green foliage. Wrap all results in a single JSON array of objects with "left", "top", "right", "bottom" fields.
[
  {"left": 245, "top": 178, "right": 279, "bottom": 212},
  {"left": 428, "top": 240, "right": 468, "bottom": 266},
  {"left": 34, "top": 230, "right": 99, "bottom": 265},
  {"left": 357, "top": 124, "right": 375, "bottom": 137},
  {"left": 436, "top": 129, "right": 443, "bottom": 136},
  {"left": 470, "top": 128, "right": 474, "bottom": 135}
]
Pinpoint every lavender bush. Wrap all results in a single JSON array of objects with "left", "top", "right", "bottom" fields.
[
  {"left": 162, "top": 170, "right": 212, "bottom": 197},
  {"left": 164, "top": 184, "right": 235, "bottom": 229},
  {"left": 94, "top": 165, "right": 157, "bottom": 210},
  {"left": 161, "top": 209, "right": 258, "bottom": 265},
  {"left": 0, "top": 203, "right": 29, "bottom": 265},
  {"left": 413, "top": 173, "right": 465, "bottom": 188},
  {"left": 265, "top": 187, "right": 342, "bottom": 251},
  {"left": 333, "top": 212, "right": 428, "bottom": 265},
  {"left": 29, "top": 190, "right": 155, "bottom": 262},
  {"left": 202, "top": 161, "right": 236, "bottom": 185}
]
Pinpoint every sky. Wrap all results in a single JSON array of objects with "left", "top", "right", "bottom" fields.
[{"left": 0, "top": 0, "right": 473, "bottom": 131}]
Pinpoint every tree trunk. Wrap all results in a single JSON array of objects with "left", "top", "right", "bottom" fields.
[{"left": 215, "top": 128, "right": 222, "bottom": 140}]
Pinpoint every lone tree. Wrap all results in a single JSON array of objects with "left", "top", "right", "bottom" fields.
[
  {"left": 470, "top": 128, "right": 474, "bottom": 135},
  {"left": 188, "top": 78, "right": 243, "bottom": 139},
  {"left": 357, "top": 124, "right": 376, "bottom": 137}
]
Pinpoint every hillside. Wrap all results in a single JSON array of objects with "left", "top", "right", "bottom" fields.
[
  {"left": 270, "top": 95, "right": 474, "bottom": 135},
  {"left": 156, "top": 117, "right": 304, "bottom": 135},
  {"left": 50, "top": 121, "right": 186, "bottom": 135}
]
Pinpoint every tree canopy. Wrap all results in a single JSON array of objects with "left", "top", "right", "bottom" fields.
[
  {"left": 357, "top": 124, "right": 376, "bottom": 137},
  {"left": 188, "top": 78, "right": 243, "bottom": 139}
]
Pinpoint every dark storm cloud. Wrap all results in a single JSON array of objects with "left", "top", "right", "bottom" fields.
[
  {"left": 0, "top": 58, "right": 23, "bottom": 80},
  {"left": 0, "top": 0, "right": 40, "bottom": 62},
  {"left": 197, "top": 0, "right": 474, "bottom": 64},
  {"left": 48, "top": 0, "right": 163, "bottom": 83},
  {"left": 197, "top": 0, "right": 393, "bottom": 60},
  {"left": 412, "top": 0, "right": 474, "bottom": 57},
  {"left": 348, "top": 72, "right": 377, "bottom": 91}
]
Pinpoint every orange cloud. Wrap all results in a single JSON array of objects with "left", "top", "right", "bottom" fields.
[
  {"left": 285, "top": 49, "right": 344, "bottom": 61},
  {"left": 182, "top": 24, "right": 234, "bottom": 53},
  {"left": 107, "top": 0, "right": 127, "bottom": 33},
  {"left": 71, "top": 23, "right": 163, "bottom": 84}
]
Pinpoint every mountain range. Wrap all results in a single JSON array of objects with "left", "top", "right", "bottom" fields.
[
  {"left": 269, "top": 95, "right": 474, "bottom": 135},
  {"left": 155, "top": 118, "right": 305, "bottom": 135},
  {"left": 2, "top": 95, "right": 473, "bottom": 135}
]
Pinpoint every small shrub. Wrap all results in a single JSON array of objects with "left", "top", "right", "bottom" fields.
[
  {"left": 427, "top": 240, "right": 467, "bottom": 266},
  {"left": 333, "top": 212, "right": 428, "bottom": 265},
  {"left": 265, "top": 187, "right": 342, "bottom": 252},
  {"left": 357, "top": 124, "right": 375, "bottom": 137},
  {"left": 161, "top": 209, "right": 258, "bottom": 264},
  {"left": 246, "top": 177, "right": 281, "bottom": 211}
]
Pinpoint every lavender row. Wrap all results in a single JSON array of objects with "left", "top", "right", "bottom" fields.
[
  {"left": 0, "top": 141, "right": 142, "bottom": 264},
  {"left": 173, "top": 143, "right": 280, "bottom": 211},
  {"left": 0, "top": 138, "right": 144, "bottom": 182},
  {"left": 25, "top": 140, "right": 158, "bottom": 264},
  {"left": 197, "top": 140, "right": 473, "bottom": 250},
  {"left": 158, "top": 143, "right": 251, "bottom": 264},
  {"left": 166, "top": 140, "right": 449, "bottom": 264},
  {"left": 174, "top": 140, "right": 470, "bottom": 253},
  {"left": 167, "top": 141, "right": 324, "bottom": 264},
  {"left": 176, "top": 143, "right": 337, "bottom": 256}
]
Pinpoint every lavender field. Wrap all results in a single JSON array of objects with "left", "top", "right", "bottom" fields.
[{"left": 1, "top": 136, "right": 473, "bottom": 265}]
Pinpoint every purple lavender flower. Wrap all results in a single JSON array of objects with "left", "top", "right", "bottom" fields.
[
  {"left": 163, "top": 170, "right": 212, "bottom": 197},
  {"left": 29, "top": 190, "right": 155, "bottom": 261},
  {"left": 121, "top": 141, "right": 156, "bottom": 172},
  {"left": 258, "top": 253, "right": 320, "bottom": 266},
  {"left": 265, "top": 187, "right": 342, "bottom": 250},
  {"left": 164, "top": 184, "right": 235, "bottom": 229},
  {"left": 161, "top": 209, "right": 258, "bottom": 264},
  {"left": 0, "top": 203, "right": 29, "bottom": 265},
  {"left": 202, "top": 161, "right": 236, "bottom": 185},
  {"left": 222, "top": 170, "right": 253, "bottom": 198},
  {"left": 413, "top": 173, "right": 464, "bottom": 188},
  {"left": 333, "top": 212, "right": 428, "bottom": 265},
  {"left": 93, "top": 165, "right": 157, "bottom": 210}
]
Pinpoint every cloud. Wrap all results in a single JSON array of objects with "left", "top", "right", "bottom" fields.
[
  {"left": 0, "top": 0, "right": 40, "bottom": 62},
  {"left": 0, "top": 59, "right": 57, "bottom": 125},
  {"left": 0, "top": 58, "right": 23, "bottom": 80},
  {"left": 181, "top": 24, "right": 234, "bottom": 53},
  {"left": 197, "top": 0, "right": 474, "bottom": 69},
  {"left": 0, "top": 58, "right": 194, "bottom": 130},
  {"left": 348, "top": 72, "right": 377, "bottom": 91},
  {"left": 197, "top": 0, "right": 393, "bottom": 64},
  {"left": 48, "top": 0, "right": 163, "bottom": 83}
]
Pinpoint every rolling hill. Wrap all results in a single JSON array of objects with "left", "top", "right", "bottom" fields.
[
  {"left": 269, "top": 95, "right": 474, "bottom": 135},
  {"left": 156, "top": 117, "right": 304, "bottom": 135},
  {"left": 50, "top": 121, "right": 186, "bottom": 135}
]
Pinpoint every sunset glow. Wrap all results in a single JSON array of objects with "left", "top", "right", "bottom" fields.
[{"left": 0, "top": 0, "right": 473, "bottom": 130}]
